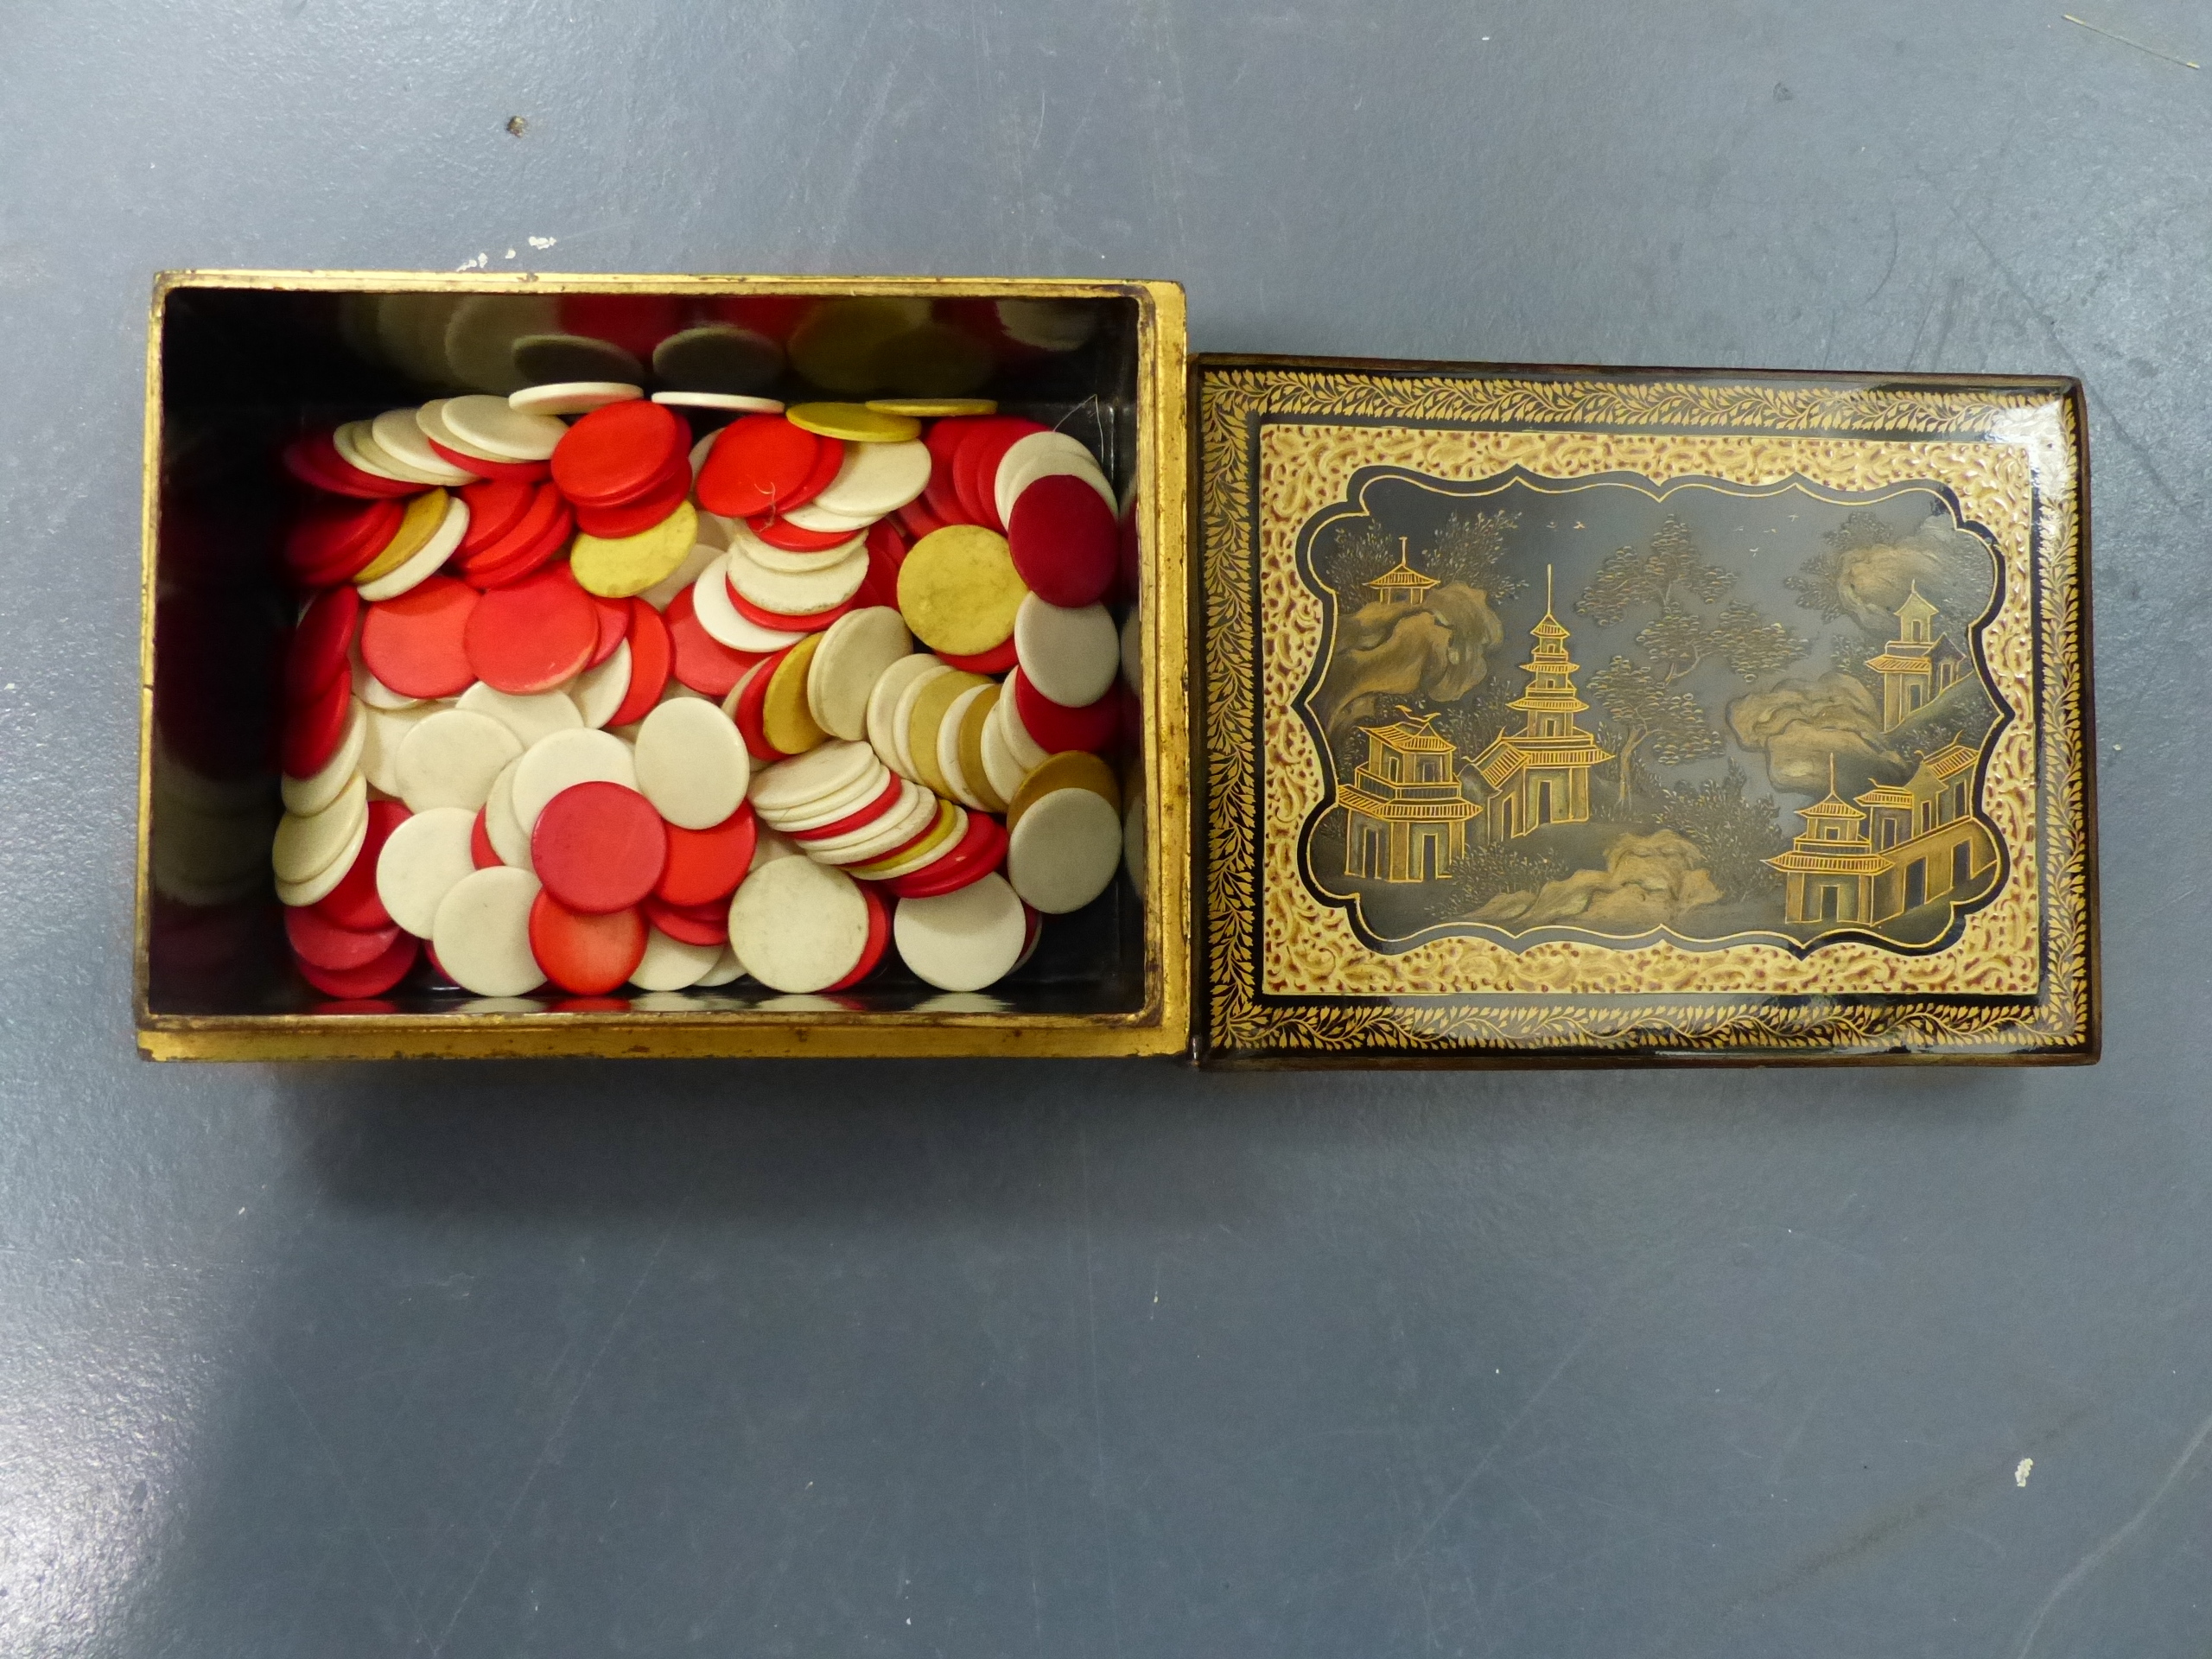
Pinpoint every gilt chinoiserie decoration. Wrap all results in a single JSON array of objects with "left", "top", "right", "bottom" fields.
[{"left": 1195, "top": 359, "right": 2096, "bottom": 1062}]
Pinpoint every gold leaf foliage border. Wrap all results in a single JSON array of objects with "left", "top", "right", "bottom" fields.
[{"left": 1197, "top": 367, "right": 2093, "bottom": 1057}]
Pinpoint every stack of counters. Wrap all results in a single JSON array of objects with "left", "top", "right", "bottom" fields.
[{"left": 275, "top": 386, "right": 1135, "bottom": 1001}]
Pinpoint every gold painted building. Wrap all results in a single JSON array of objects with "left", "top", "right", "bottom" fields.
[
  {"left": 1339, "top": 714, "right": 1482, "bottom": 881},
  {"left": 1866, "top": 584, "right": 1968, "bottom": 732},
  {"left": 1472, "top": 570, "right": 1612, "bottom": 842},
  {"left": 1367, "top": 540, "right": 1440, "bottom": 607},
  {"left": 1768, "top": 746, "right": 1999, "bottom": 927}
]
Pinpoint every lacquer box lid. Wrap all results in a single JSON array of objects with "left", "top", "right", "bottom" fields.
[{"left": 1190, "top": 358, "right": 2096, "bottom": 1064}]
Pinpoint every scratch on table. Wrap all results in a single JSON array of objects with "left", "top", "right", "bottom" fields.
[
  {"left": 2062, "top": 13, "right": 2200, "bottom": 68},
  {"left": 2012, "top": 1406, "right": 2212, "bottom": 1659}
]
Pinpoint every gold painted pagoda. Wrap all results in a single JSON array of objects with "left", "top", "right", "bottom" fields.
[{"left": 1472, "top": 568, "right": 1612, "bottom": 842}]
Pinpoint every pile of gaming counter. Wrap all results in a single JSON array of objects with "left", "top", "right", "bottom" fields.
[{"left": 269, "top": 383, "right": 1137, "bottom": 1001}]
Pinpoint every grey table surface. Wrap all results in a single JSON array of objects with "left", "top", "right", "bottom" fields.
[{"left": 3, "top": 1, "right": 2206, "bottom": 1655}]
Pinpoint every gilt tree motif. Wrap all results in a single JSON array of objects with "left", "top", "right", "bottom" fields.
[{"left": 1576, "top": 514, "right": 1806, "bottom": 804}]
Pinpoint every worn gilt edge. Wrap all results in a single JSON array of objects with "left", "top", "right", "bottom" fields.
[{"left": 1198, "top": 367, "right": 2093, "bottom": 1058}]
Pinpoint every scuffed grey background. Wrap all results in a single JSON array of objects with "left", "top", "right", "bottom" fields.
[{"left": 3, "top": 2, "right": 2206, "bottom": 1655}]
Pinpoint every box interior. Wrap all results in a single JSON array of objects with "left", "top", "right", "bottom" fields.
[{"left": 146, "top": 283, "right": 1148, "bottom": 1021}]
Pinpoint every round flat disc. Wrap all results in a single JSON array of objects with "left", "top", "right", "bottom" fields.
[
  {"left": 994, "top": 684, "right": 1052, "bottom": 770},
  {"left": 730, "top": 655, "right": 789, "bottom": 762},
  {"left": 283, "top": 430, "right": 416, "bottom": 499},
  {"left": 628, "top": 925, "right": 723, "bottom": 990},
  {"left": 287, "top": 586, "right": 361, "bottom": 700},
  {"left": 664, "top": 586, "right": 760, "bottom": 696},
  {"left": 361, "top": 576, "right": 479, "bottom": 700},
  {"left": 333, "top": 419, "right": 422, "bottom": 484},
  {"left": 844, "top": 798, "right": 960, "bottom": 879},
  {"left": 571, "top": 461, "right": 690, "bottom": 542},
  {"left": 371, "top": 408, "right": 479, "bottom": 486},
  {"left": 432, "top": 866, "right": 546, "bottom": 995},
  {"left": 936, "top": 682, "right": 996, "bottom": 810},
  {"left": 375, "top": 805, "right": 480, "bottom": 938},
  {"left": 1012, "top": 669, "right": 1117, "bottom": 754},
  {"left": 442, "top": 394, "right": 568, "bottom": 462},
  {"left": 771, "top": 758, "right": 895, "bottom": 834},
  {"left": 897, "top": 526, "right": 1027, "bottom": 656},
  {"left": 783, "top": 767, "right": 902, "bottom": 838},
  {"left": 315, "top": 798, "right": 410, "bottom": 929},
  {"left": 994, "top": 429, "right": 1115, "bottom": 529},
  {"left": 394, "top": 708, "right": 522, "bottom": 812},
  {"left": 787, "top": 402, "right": 920, "bottom": 443},
  {"left": 955, "top": 417, "right": 1047, "bottom": 529},
  {"left": 867, "top": 397, "right": 995, "bottom": 417},
  {"left": 482, "top": 757, "right": 535, "bottom": 872},
  {"left": 806, "top": 607, "right": 911, "bottom": 741},
  {"left": 886, "top": 811, "right": 1007, "bottom": 899},
  {"left": 359, "top": 702, "right": 442, "bottom": 797},
  {"left": 656, "top": 804, "right": 757, "bottom": 906},
  {"left": 906, "top": 670, "right": 989, "bottom": 798},
  {"left": 979, "top": 697, "right": 1031, "bottom": 806},
  {"left": 887, "top": 663, "right": 953, "bottom": 781},
  {"left": 726, "top": 855, "right": 870, "bottom": 993},
  {"left": 285, "top": 905, "right": 401, "bottom": 972},
  {"left": 759, "top": 634, "right": 826, "bottom": 756},
  {"left": 810, "top": 439, "right": 931, "bottom": 519},
  {"left": 893, "top": 872, "right": 1026, "bottom": 992},
  {"left": 356, "top": 493, "right": 471, "bottom": 603},
  {"left": 511, "top": 381, "right": 642, "bottom": 416},
  {"left": 273, "top": 806, "right": 368, "bottom": 908},
  {"left": 352, "top": 490, "right": 452, "bottom": 587},
  {"left": 779, "top": 498, "right": 877, "bottom": 534},
  {"left": 1007, "top": 473, "right": 1117, "bottom": 607},
  {"left": 465, "top": 565, "right": 600, "bottom": 693},
  {"left": 735, "top": 520, "right": 866, "bottom": 574},
  {"left": 571, "top": 500, "right": 698, "bottom": 598},
  {"left": 828, "top": 884, "right": 891, "bottom": 989},
  {"left": 1007, "top": 750, "right": 1120, "bottom": 829},
  {"left": 809, "top": 783, "right": 938, "bottom": 866},
  {"left": 722, "top": 540, "right": 869, "bottom": 618},
  {"left": 1013, "top": 594, "right": 1118, "bottom": 709},
  {"left": 865, "top": 653, "right": 944, "bottom": 777},
  {"left": 633, "top": 696, "right": 751, "bottom": 830},
  {"left": 295, "top": 931, "right": 417, "bottom": 1000},
  {"left": 606, "top": 601, "right": 671, "bottom": 724},
  {"left": 281, "top": 698, "right": 366, "bottom": 816},
  {"left": 952, "top": 683, "right": 1007, "bottom": 813},
  {"left": 531, "top": 780, "right": 666, "bottom": 912},
  {"left": 457, "top": 477, "right": 537, "bottom": 554},
  {"left": 272, "top": 772, "right": 368, "bottom": 885},
  {"left": 696, "top": 415, "right": 823, "bottom": 518},
  {"left": 283, "top": 673, "right": 353, "bottom": 779},
  {"left": 550, "top": 399, "right": 687, "bottom": 506},
  {"left": 744, "top": 516, "right": 867, "bottom": 557},
  {"left": 652, "top": 391, "right": 784, "bottom": 413},
  {"left": 511, "top": 727, "right": 638, "bottom": 833},
  {"left": 691, "top": 558, "right": 804, "bottom": 653},
  {"left": 747, "top": 737, "right": 879, "bottom": 817},
  {"left": 287, "top": 495, "right": 403, "bottom": 585},
  {"left": 570, "top": 639, "right": 633, "bottom": 728},
  {"left": 643, "top": 894, "right": 728, "bottom": 947},
  {"left": 454, "top": 488, "right": 571, "bottom": 590},
  {"left": 1006, "top": 785, "right": 1122, "bottom": 913},
  {"left": 456, "top": 681, "right": 582, "bottom": 749}
]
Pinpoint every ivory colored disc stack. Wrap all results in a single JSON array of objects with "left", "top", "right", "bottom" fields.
[{"left": 271, "top": 368, "right": 1141, "bottom": 1002}]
